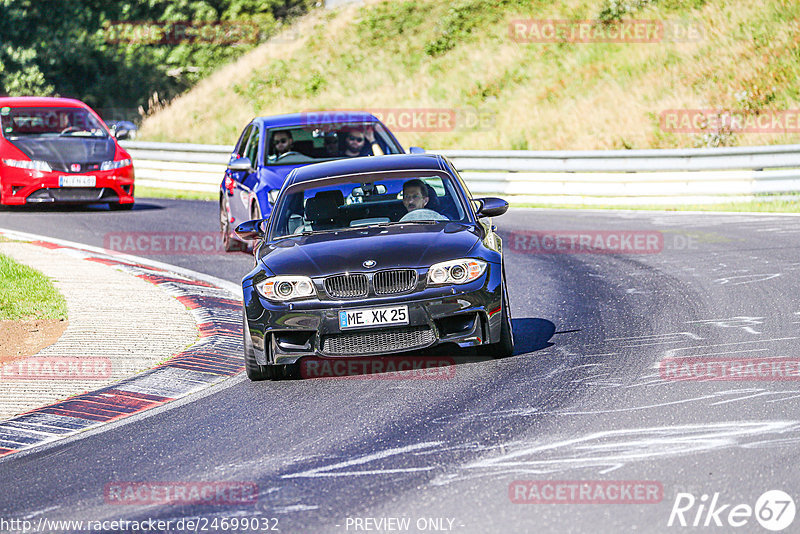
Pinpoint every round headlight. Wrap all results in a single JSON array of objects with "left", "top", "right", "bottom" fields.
[
  {"left": 450, "top": 264, "right": 467, "bottom": 282},
  {"left": 276, "top": 281, "right": 294, "bottom": 298},
  {"left": 295, "top": 279, "right": 313, "bottom": 295},
  {"left": 430, "top": 266, "right": 448, "bottom": 284}
]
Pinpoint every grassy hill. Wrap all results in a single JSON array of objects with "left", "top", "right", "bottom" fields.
[{"left": 138, "top": 0, "right": 800, "bottom": 151}]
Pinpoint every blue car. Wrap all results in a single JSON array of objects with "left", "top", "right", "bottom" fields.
[
  {"left": 233, "top": 154, "right": 513, "bottom": 380},
  {"left": 220, "top": 112, "right": 410, "bottom": 251}
]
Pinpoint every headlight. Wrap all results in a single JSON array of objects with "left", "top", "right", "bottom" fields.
[
  {"left": 427, "top": 259, "right": 487, "bottom": 285},
  {"left": 268, "top": 189, "right": 280, "bottom": 204},
  {"left": 255, "top": 276, "right": 316, "bottom": 301},
  {"left": 100, "top": 158, "right": 132, "bottom": 171},
  {"left": 2, "top": 159, "right": 51, "bottom": 172}
]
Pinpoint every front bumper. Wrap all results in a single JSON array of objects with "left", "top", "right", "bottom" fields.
[
  {"left": 0, "top": 166, "right": 135, "bottom": 205},
  {"left": 243, "top": 265, "right": 504, "bottom": 366}
]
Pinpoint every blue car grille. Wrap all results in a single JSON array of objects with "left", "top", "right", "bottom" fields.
[
  {"left": 374, "top": 269, "right": 417, "bottom": 295},
  {"left": 324, "top": 270, "right": 417, "bottom": 298},
  {"left": 324, "top": 273, "right": 368, "bottom": 298},
  {"left": 322, "top": 326, "right": 435, "bottom": 356}
]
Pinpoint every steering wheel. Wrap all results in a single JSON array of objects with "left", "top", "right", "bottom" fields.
[
  {"left": 60, "top": 126, "right": 82, "bottom": 135},
  {"left": 276, "top": 151, "right": 301, "bottom": 160},
  {"left": 399, "top": 209, "right": 448, "bottom": 222}
]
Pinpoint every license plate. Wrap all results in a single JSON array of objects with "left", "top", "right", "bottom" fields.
[
  {"left": 339, "top": 305, "right": 408, "bottom": 330},
  {"left": 59, "top": 175, "right": 96, "bottom": 187}
]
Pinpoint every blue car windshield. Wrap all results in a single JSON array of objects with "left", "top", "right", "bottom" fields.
[
  {"left": 1, "top": 107, "right": 108, "bottom": 138},
  {"left": 265, "top": 122, "right": 401, "bottom": 166},
  {"left": 270, "top": 171, "right": 469, "bottom": 239}
]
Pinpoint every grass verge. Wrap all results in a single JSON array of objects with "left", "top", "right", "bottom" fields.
[
  {"left": 0, "top": 254, "right": 68, "bottom": 320},
  {"left": 136, "top": 186, "right": 217, "bottom": 202},
  {"left": 514, "top": 195, "right": 800, "bottom": 213}
]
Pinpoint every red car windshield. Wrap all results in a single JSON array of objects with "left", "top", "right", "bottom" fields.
[{"left": 0, "top": 107, "right": 108, "bottom": 138}]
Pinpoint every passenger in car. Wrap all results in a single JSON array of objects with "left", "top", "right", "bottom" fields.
[
  {"left": 342, "top": 126, "right": 385, "bottom": 157},
  {"left": 342, "top": 128, "right": 368, "bottom": 157}
]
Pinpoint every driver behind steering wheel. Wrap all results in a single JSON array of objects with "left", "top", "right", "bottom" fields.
[
  {"left": 400, "top": 179, "right": 447, "bottom": 222},
  {"left": 271, "top": 130, "right": 294, "bottom": 158}
]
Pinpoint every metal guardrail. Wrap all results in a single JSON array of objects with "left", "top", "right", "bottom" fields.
[{"left": 121, "top": 141, "right": 800, "bottom": 204}]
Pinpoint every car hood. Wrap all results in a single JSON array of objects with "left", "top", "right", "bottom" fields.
[
  {"left": 261, "top": 223, "right": 482, "bottom": 276},
  {"left": 9, "top": 136, "right": 116, "bottom": 167},
  {"left": 259, "top": 165, "right": 296, "bottom": 189}
]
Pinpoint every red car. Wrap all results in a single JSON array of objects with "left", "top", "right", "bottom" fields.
[{"left": 0, "top": 97, "right": 134, "bottom": 209}]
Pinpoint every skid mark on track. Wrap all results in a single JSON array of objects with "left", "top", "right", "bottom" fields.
[
  {"left": 686, "top": 316, "right": 764, "bottom": 335},
  {"left": 429, "top": 420, "right": 800, "bottom": 485},
  {"left": 713, "top": 273, "right": 781, "bottom": 286},
  {"left": 277, "top": 421, "right": 800, "bottom": 485},
  {"left": 659, "top": 337, "right": 800, "bottom": 360},
  {"left": 282, "top": 441, "right": 443, "bottom": 479}
]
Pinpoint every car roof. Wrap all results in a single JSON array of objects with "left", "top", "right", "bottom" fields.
[
  {"left": 286, "top": 154, "right": 450, "bottom": 186},
  {"left": 0, "top": 97, "right": 91, "bottom": 109},
  {"left": 253, "top": 112, "right": 381, "bottom": 129}
]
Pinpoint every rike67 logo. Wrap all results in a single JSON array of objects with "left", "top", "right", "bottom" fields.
[{"left": 668, "top": 490, "right": 795, "bottom": 531}]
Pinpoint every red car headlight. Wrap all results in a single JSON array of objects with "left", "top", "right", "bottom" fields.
[
  {"left": 2, "top": 159, "right": 52, "bottom": 172},
  {"left": 100, "top": 158, "right": 132, "bottom": 171}
]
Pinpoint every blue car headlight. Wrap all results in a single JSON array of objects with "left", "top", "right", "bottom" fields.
[
  {"left": 427, "top": 259, "right": 487, "bottom": 285},
  {"left": 255, "top": 276, "right": 316, "bottom": 301}
]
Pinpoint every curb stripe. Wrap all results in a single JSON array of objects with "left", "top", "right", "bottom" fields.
[{"left": 0, "top": 238, "right": 243, "bottom": 459}]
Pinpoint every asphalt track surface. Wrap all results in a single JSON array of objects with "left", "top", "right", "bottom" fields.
[{"left": 1, "top": 199, "right": 800, "bottom": 533}]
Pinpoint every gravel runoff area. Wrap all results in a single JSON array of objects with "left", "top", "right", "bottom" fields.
[{"left": 0, "top": 241, "right": 199, "bottom": 421}]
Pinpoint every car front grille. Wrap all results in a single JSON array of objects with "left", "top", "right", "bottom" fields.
[
  {"left": 26, "top": 187, "right": 115, "bottom": 203},
  {"left": 373, "top": 269, "right": 417, "bottom": 295},
  {"left": 322, "top": 326, "right": 435, "bottom": 356},
  {"left": 48, "top": 161, "right": 103, "bottom": 173},
  {"left": 324, "top": 273, "right": 368, "bottom": 298}
]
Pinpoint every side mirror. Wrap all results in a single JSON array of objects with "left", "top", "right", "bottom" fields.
[
  {"left": 408, "top": 146, "right": 425, "bottom": 154},
  {"left": 475, "top": 197, "right": 509, "bottom": 218},
  {"left": 235, "top": 218, "right": 268, "bottom": 241},
  {"left": 228, "top": 156, "right": 252, "bottom": 172},
  {"left": 113, "top": 128, "right": 130, "bottom": 140}
]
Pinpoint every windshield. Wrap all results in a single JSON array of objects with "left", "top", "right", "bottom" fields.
[
  {"left": 0, "top": 107, "right": 108, "bottom": 138},
  {"left": 264, "top": 122, "right": 402, "bottom": 165},
  {"left": 270, "top": 171, "right": 469, "bottom": 239}
]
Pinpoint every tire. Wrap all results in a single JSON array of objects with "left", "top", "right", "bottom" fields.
[
  {"left": 220, "top": 197, "right": 239, "bottom": 252},
  {"left": 243, "top": 316, "right": 269, "bottom": 381},
  {"left": 109, "top": 202, "right": 134, "bottom": 211},
  {"left": 482, "top": 264, "right": 514, "bottom": 358}
]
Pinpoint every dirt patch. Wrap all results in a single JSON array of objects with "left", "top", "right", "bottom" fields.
[{"left": 0, "top": 319, "right": 68, "bottom": 364}]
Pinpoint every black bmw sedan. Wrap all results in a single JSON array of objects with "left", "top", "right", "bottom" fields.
[{"left": 236, "top": 154, "right": 513, "bottom": 380}]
